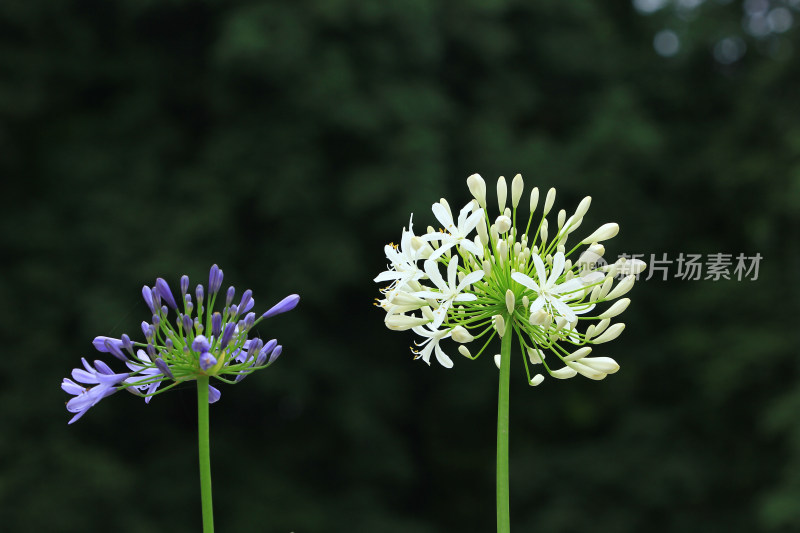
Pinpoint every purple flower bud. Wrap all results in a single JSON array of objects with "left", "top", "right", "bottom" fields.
[
  {"left": 156, "top": 278, "right": 178, "bottom": 310},
  {"left": 209, "top": 265, "right": 223, "bottom": 295},
  {"left": 142, "top": 286, "right": 155, "bottom": 313},
  {"left": 220, "top": 322, "right": 236, "bottom": 350},
  {"left": 262, "top": 294, "right": 300, "bottom": 319},
  {"left": 104, "top": 339, "right": 127, "bottom": 362},
  {"left": 196, "top": 284, "right": 205, "bottom": 304},
  {"left": 161, "top": 305, "right": 168, "bottom": 317},
  {"left": 120, "top": 334, "right": 133, "bottom": 355},
  {"left": 229, "top": 304, "right": 238, "bottom": 318},
  {"left": 92, "top": 336, "right": 122, "bottom": 353},
  {"left": 238, "top": 289, "right": 253, "bottom": 313},
  {"left": 208, "top": 385, "right": 221, "bottom": 404},
  {"left": 235, "top": 372, "right": 247, "bottom": 383},
  {"left": 212, "top": 312, "right": 222, "bottom": 338},
  {"left": 244, "top": 312, "right": 255, "bottom": 330},
  {"left": 182, "top": 314, "right": 193, "bottom": 334},
  {"left": 141, "top": 321, "right": 149, "bottom": 337},
  {"left": 255, "top": 350, "right": 268, "bottom": 367},
  {"left": 165, "top": 338, "right": 173, "bottom": 350},
  {"left": 186, "top": 301, "right": 194, "bottom": 315},
  {"left": 94, "top": 360, "right": 114, "bottom": 375},
  {"left": 144, "top": 325, "right": 155, "bottom": 342},
  {"left": 192, "top": 335, "right": 211, "bottom": 353},
  {"left": 199, "top": 352, "right": 217, "bottom": 370},
  {"left": 154, "top": 358, "right": 174, "bottom": 379},
  {"left": 152, "top": 314, "right": 160, "bottom": 327},
  {"left": 194, "top": 318, "right": 203, "bottom": 334},
  {"left": 180, "top": 275, "right": 189, "bottom": 297},
  {"left": 147, "top": 344, "right": 156, "bottom": 358},
  {"left": 226, "top": 286, "right": 235, "bottom": 307},
  {"left": 261, "top": 338, "right": 278, "bottom": 357},
  {"left": 248, "top": 338, "right": 263, "bottom": 360},
  {"left": 151, "top": 286, "right": 162, "bottom": 309},
  {"left": 268, "top": 345, "right": 283, "bottom": 364}
]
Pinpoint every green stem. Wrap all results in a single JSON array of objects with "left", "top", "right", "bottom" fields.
[
  {"left": 197, "top": 376, "right": 215, "bottom": 533},
  {"left": 497, "top": 319, "right": 513, "bottom": 533}
]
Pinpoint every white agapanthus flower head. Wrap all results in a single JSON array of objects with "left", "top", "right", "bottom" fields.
[{"left": 374, "top": 173, "right": 646, "bottom": 386}]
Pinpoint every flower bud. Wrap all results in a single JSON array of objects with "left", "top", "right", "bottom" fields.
[
  {"left": 569, "top": 361, "right": 606, "bottom": 380},
  {"left": 244, "top": 312, "right": 256, "bottom": 330},
  {"left": 527, "top": 347, "right": 545, "bottom": 364},
  {"left": 104, "top": 339, "right": 127, "bottom": 362},
  {"left": 208, "top": 264, "right": 223, "bottom": 295},
  {"left": 451, "top": 326, "right": 474, "bottom": 343},
  {"left": 262, "top": 294, "right": 301, "bottom": 319},
  {"left": 598, "top": 298, "right": 630, "bottom": 319},
  {"left": 563, "top": 347, "right": 592, "bottom": 362},
  {"left": 557, "top": 209, "right": 566, "bottom": 229},
  {"left": 543, "top": 187, "right": 556, "bottom": 216},
  {"left": 581, "top": 223, "right": 619, "bottom": 244},
  {"left": 581, "top": 356, "right": 620, "bottom": 374},
  {"left": 385, "top": 314, "right": 430, "bottom": 331},
  {"left": 466, "top": 173, "right": 487, "bottom": 208},
  {"left": 497, "top": 176, "right": 507, "bottom": 212},
  {"left": 505, "top": 290, "right": 515, "bottom": 314},
  {"left": 529, "top": 374, "right": 544, "bottom": 386},
  {"left": 180, "top": 275, "right": 189, "bottom": 297},
  {"left": 211, "top": 312, "right": 222, "bottom": 338},
  {"left": 494, "top": 315, "right": 506, "bottom": 337},
  {"left": 550, "top": 366, "right": 577, "bottom": 379},
  {"left": 495, "top": 215, "right": 512, "bottom": 234},
  {"left": 156, "top": 278, "right": 178, "bottom": 311},
  {"left": 182, "top": 314, "right": 193, "bottom": 334},
  {"left": 142, "top": 286, "right": 155, "bottom": 313},
  {"left": 592, "top": 323, "right": 625, "bottom": 344},
  {"left": 529, "top": 187, "right": 539, "bottom": 213},
  {"left": 458, "top": 345, "right": 472, "bottom": 358},
  {"left": 268, "top": 345, "right": 283, "bottom": 364},
  {"left": 511, "top": 174, "right": 524, "bottom": 208},
  {"left": 606, "top": 275, "right": 635, "bottom": 300},
  {"left": 220, "top": 322, "right": 236, "bottom": 349},
  {"left": 199, "top": 352, "right": 217, "bottom": 371},
  {"left": 155, "top": 358, "right": 174, "bottom": 378},
  {"left": 494, "top": 353, "right": 501, "bottom": 369},
  {"left": 540, "top": 220, "right": 548, "bottom": 246},
  {"left": 195, "top": 284, "right": 205, "bottom": 304}
]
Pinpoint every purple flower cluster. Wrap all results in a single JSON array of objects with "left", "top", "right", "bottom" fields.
[{"left": 62, "top": 264, "right": 299, "bottom": 424}]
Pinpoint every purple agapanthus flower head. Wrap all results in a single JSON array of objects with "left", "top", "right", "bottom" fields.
[{"left": 62, "top": 264, "right": 300, "bottom": 423}]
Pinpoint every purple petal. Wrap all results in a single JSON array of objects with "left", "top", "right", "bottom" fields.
[
  {"left": 208, "top": 385, "right": 221, "bottom": 404},
  {"left": 192, "top": 335, "right": 211, "bottom": 354},
  {"left": 261, "top": 294, "right": 300, "bottom": 319}
]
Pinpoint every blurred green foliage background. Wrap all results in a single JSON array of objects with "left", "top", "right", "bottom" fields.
[{"left": 1, "top": 0, "right": 798, "bottom": 531}]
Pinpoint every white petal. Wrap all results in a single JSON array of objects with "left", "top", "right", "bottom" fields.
[
  {"left": 424, "top": 260, "right": 447, "bottom": 291},
  {"left": 511, "top": 271, "right": 540, "bottom": 292},
  {"left": 549, "top": 297, "right": 577, "bottom": 323},
  {"left": 547, "top": 252, "right": 565, "bottom": 288},
  {"left": 431, "top": 202, "right": 454, "bottom": 231},
  {"left": 434, "top": 343, "right": 454, "bottom": 368}
]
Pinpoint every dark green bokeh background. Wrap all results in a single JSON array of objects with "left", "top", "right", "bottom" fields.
[{"left": 2, "top": 1, "right": 798, "bottom": 531}]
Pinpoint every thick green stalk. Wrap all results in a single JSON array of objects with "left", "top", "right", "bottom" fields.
[
  {"left": 197, "top": 376, "right": 215, "bottom": 533},
  {"left": 497, "top": 320, "right": 513, "bottom": 533}
]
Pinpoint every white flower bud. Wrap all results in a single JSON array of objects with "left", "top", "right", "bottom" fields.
[
  {"left": 550, "top": 366, "right": 577, "bottom": 379},
  {"left": 540, "top": 219, "right": 548, "bottom": 245},
  {"left": 598, "top": 277, "right": 614, "bottom": 299},
  {"left": 598, "top": 298, "right": 630, "bottom": 319},
  {"left": 458, "top": 345, "right": 472, "bottom": 358},
  {"left": 592, "top": 323, "right": 625, "bottom": 344},
  {"left": 494, "top": 315, "right": 506, "bottom": 337},
  {"left": 385, "top": 314, "right": 430, "bottom": 331},
  {"left": 593, "top": 318, "right": 610, "bottom": 336},
  {"left": 505, "top": 289, "right": 515, "bottom": 314},
  {"left": 581, "top": 356, "right": 619, "bottom": 374},
  {"left": 451, "top": 326, "right": 475, "bottom": 344},
  {"left": 421, "top": 305, "right": 435, "bottom": 322},
  {"left": 467, "top": 173, "right": 487, "bottom": 208},
  {"left": 527, "top": 347, "right": 545, "bottom": 364},
  {"left": 495, "top": 215, "right": 512, "bottom": 234},
  {"left": 568, "top": 361, "right": 606, "bottom": 380},
  {"left": 529, "top": 187, "right": 539, "bottom": 213},
  {"left": 529, "top": 374, "right": 544, "bottom": 386},
  {"left": 563, "top": 347, "right": 592, "bottom": 362},
  {"left": 483, "top": 259, "right": 492, "bottom": 277},
  {"left": 581, "top": 223, "right": 619, "bottom": 244},
  {"left": 522, "top": 295, "right": 530, "bottom": 309},
  {"left": 497, "top": 240, "right": 508, "bottom": 264},
  {"left": 476, "top": 216, "right": 489, "bottom": 246},
  {"left": 557, "top": 209, "right": 566, "bottom": 230},
  {"left": 585, "top": 324, "right": 596, "bottom": 340},
  {"left": 573, "top": 196, "right": 592, "bottom": 220},
  {"left": 606, "top": 275, "right": 635, "bottom": 300},
  {"left": 494, "top": 353, "right": 502, "bottom": 369},
  {"left": 543, "top": 187, "right": 556, "bottom": 216},
  {"left": 511, "top": 174, "right": 524, "bottom": 208},
  {"left": 497, "top": 176, "right": 507, "bottom": 213},
  {"left": 529, "top": 310, "right": 550, "bottom": 327}
]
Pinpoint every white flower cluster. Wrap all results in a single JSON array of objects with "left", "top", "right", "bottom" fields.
[{"left": 374, "top": 174, "right": 646, "bottom": 385}]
